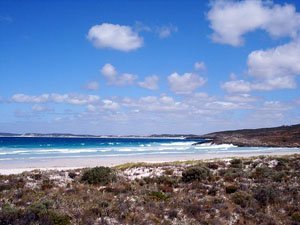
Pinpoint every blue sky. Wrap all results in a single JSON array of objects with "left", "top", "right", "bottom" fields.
[{"left": 0, "top": 0, "right": 300, "bottom": 135}]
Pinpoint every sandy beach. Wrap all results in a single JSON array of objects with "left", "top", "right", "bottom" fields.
[{"left": 1, "top": 150, "right": 299, "bottom": 175}]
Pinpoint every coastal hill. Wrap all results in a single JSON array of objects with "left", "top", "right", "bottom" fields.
[{"left": 199, "top": 124, "right": 300, "bottom": 147}]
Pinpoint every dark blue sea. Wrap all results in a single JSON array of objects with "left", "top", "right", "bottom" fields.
[{"left": 0, "top": 137, "right": 299, "bottom": 162}]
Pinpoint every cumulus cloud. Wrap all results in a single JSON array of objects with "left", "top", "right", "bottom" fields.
[
  {"left": 102, "top": 100, "right": 120, "bottom": 110},
  {"left": 222, "top": 80, "right": 252, "bottom": 93},
  {"left": 194, "top": 61, "right": 206, "bottom": 71},
  {"left": 138, "top": 75, "right": 159, "bottom": 90},
  {"left": 222, "top": 40, "right": 300, "bottom": 92},
  {"left": 11, "top": 93, "right": 100, "bottom": 105},
  {"left": 247, "top": 40, "right": 300, "bottom": 89},
  {"left": 87, "top": 23, "right": 143, "bottom": 51},
  {"left": 155, "top": 25, "right": 178, "bottom": 38},
  {"left": 208, "top": 0, "right": 300, "bottom": 46},
  {"left": 101, "top": 63, "right": 117, "bottom": 78},
  {"left": 12, "top": 94, "right": 50, "bottom": 103},
  {"left": 85, "top": 81, "right": 100, "bottom": 90},
  {"left": 100, "top": 63, "right": 137, "bottom": 86},
  {"left": 168, "top": 72, "right": 206, "bottom": 94}
]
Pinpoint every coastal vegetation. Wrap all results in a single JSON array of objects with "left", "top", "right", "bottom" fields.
[
  {"left": 199, "top": 124, "right": 300, "bottom": 147},
  {"left": 0, "top": 154, "right": 300, "bottom": 224}
]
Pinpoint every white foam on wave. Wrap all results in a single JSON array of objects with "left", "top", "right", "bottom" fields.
[
  {"left": 159, "top": 141, "right": 196, "bottom": 146},
  {"left": 0, "top": 150, "right": 30, "bottom": 155},
  {"left": 194, "top": 143, "right": 237, "bottom": 149}
]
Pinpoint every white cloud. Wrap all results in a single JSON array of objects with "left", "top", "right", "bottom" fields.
[
  {"left": 208, "top": 0, "right": 300, "bottom": 46},
  {"left": 225, "top": 94, "right": 257, "bottom": 103},
  {"left": 194, "top": 61, "right": 206, "bottom": 71},
  {"left": 134, "top": 21, "right": 151, "bottom": 32},
  {"left": 101, "top": 63, "right": 117, "bottom": 78},
  {"left": 222, "top": 80, "right": 252, "bottom": 93},
  {"left": 168, "top": 72, "right": 206, "bottom": 94},
  {"left": 262, "top": 101, "right": 289, "bottom": 111},
  {"left": 102, "top": 100, "right": 119, "bottom": 110},
  {"left": 11, "top": 93, "right": 100, "bottom": 105},
  {"left": 156, "top": 25, "right": 178, "bottom": 38},
  {"left": 205, "top": 101, "right": 249, "bottom": 110},
  {"left": 223, "top": 40, "right": 300, "bottom": 92},
  {"left": 138, "top": 75, "right": 159, "bottom": 90},
  {"left": 86, "top": 104, "right": 97, "bottom": 112},
  {"left": 12, "top": 94, "right": 50, "bottom": 103},
  {"left": 32, "top": 105, "right": 53, "bottom": 112},
  {"left": 85, "top": 81, "right": 100, "bottom": 90},
  {"left": 117, "top": 73, "right": 137, "bottom": 86},
  {"left": 100, "top": 63, "right": 137, "bottom": 86},
  {"left": 87, "top": 23, "right": 143, "bottom": 51},
  {"left": 247, "top": 40, "right": 300, "bottom": 89},
  {"left": 137, "top": 95, "right": 188, "bottom": 112}
]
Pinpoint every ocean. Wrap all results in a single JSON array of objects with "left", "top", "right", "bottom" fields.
[{"left": 0, "top": 137, "right": 299, "bottom": 162}]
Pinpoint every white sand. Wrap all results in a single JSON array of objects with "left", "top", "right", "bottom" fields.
[{"left": 0, "top": 150, "right": 299, "bottom": 175}]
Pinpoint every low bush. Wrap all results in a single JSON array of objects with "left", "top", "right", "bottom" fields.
[
  {"left": 222, "top": 168, "right": 244, "bottom": 182},
  {"left": 81, "top": 166, "right": 116, "bottom": 185},
  {"left": 272, "top": 171, "right": 286, "bottom": 182},
  {"left": 225, "top": 184, "right": 238, "bottom": 194},
  {"left": 291, "top": 212, "right": 300, "bottom": 222},
  {"left": 0, "top": 202, "right": 71, "bottom": 225},
  {"left": 167, "top": 209, "right": 178, "bottom": 219},
  {"left": 253, "top": 186, "right": 277, "bottom": 206},
  {"left": 231, "top": 191, "right": 252, "bottom": 208},
  {"left": 68, "top": 172, "right": 77, "bottom": 179},
  {"left": 207, "top": 162, "right": 219, "bottom": 170},
  {"left": 182, "top": 165, "right": 211, "bottom": 182},
  {"left": 230, "top": 158, "right": 243, "bottom": 168},
  {"left": 250, "top": 166, "right": 273, "bottom": 180},
  {"left": 148, "top": 191, "right": 168, "bottom": 201}
]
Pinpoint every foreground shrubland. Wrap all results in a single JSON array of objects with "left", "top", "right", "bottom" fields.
[{"left": 1, "top": 154, "right": 300, "bottom": 225}]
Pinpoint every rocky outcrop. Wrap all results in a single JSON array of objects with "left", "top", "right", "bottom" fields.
[{"left": 199, "top": 124, "right": 300, "bottom": 147}]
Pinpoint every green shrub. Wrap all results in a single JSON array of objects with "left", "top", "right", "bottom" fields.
[
  {"left": 250, "top": 166, "right": 273, "bottom": 180},
  {"left": 272, "top": 171, "right": 286, "bottom": 182},
  {"left": 222, "top": 168, "right": 244, "bottom": 182},
  {"left": 182, "top": 165, "right": 211, "bottom": 182},
  {"left": 253, "top": 186, "right": 277, "bottom": 206},
  {"left": 291, "top": 212, "right": 300, "bottom": 222},
  {"left": 68, "top": 172, "right": 77, "bottom": 179},
  {"left": 0, "top": 202, "right": 71, "bottom": 225},
  {"left": 0, "top": 183, "right": 13, "bottom": 192},
  {"left": 230, "top": 158, "right": 243, "bottom": 168},
  {"left": 26, "top": 201, "right": 71, "bottom": 225},
  {"left": 231, "top": 191, "right": 252, "bottom": 208},
  {"left": 148, "top": 191, "right": 168, "bottom": 201},
  {"left": 225, "top": 184, "right": 238, "bottom": 194},
  {"left": 48, "top": 212, "right": 71, "bottom": 225},
  {"left": 81, "top": 166, "right": 116, "bottom": 185},
  {"left": 41, "top": 179, "right": 54, "bottom": 190},
  {"left": 168, "top": 209, "right": 178, "bottom": 219},
  {"left": 0, "top": 204, "right": 22, "bottom": 224},
  {"left": 206, "top": 162, "right": 219, "bottom": 170}
]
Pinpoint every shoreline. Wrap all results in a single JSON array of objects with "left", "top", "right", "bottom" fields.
[{"left": 1, "top": 150, "right": 299, "bottom": 175}]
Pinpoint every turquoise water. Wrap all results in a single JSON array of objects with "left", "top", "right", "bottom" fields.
[{"left": 0, "top": 137, "right": 299, "bottom": 161}]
